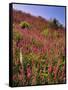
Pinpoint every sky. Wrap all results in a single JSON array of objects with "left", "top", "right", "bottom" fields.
[{"left": 13, "top": 3, "right": 66, "bottom": 26}]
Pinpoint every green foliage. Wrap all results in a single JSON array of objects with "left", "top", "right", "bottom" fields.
[
  {"left": 32, "top": 38, "right": 43, "bottom": 48},
  {"left": 20, "top": 21, "right": 31, "bottom": 29},
  {"left": 13, "top": 30, "right": 23, "bottom": 42},
  {"left": 23, "top": 57, "right": 31, "bottom": 71},
  {"left": 42, "top": 28, "right": 49, "bottom": 37},
  {"left": 15, "top": 48, "right": 20, "bottom": 59},
  {"left": 42, "top": 73, "right": 48, "bottom": 78},
  {"left": 48, "top": 18, "right": 63, "bottom": 29},
  {"left": 13, "top": 65, "right": 19, "bottom": 75}
]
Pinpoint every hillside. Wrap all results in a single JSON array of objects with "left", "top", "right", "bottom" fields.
[{"left": 12, "top": 10, "right": 66, "bottom": 86}]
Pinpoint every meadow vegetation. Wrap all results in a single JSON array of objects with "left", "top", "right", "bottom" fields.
[{"left": 12, "top": 10, "right": 66, "bottom": 86}]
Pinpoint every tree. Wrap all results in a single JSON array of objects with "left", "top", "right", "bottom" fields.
[{"left": 48, "top": 18, "right": 62, "bottom": 29}]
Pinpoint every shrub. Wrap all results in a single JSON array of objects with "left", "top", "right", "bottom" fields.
[
  {"left": 20, "top": 21, "right": 31, "bottom": 29},
  {"left": 42, "top": 28, "right": 49, "bottom": 37}
]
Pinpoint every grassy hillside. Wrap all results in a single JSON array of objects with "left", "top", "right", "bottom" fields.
[{"left": 12, "top": 10, "right": 66, "bottom": 86}]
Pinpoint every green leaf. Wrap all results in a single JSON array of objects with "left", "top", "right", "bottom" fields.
[{"left": 42, "top": 73, "right": 48, "bottom": 77}]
